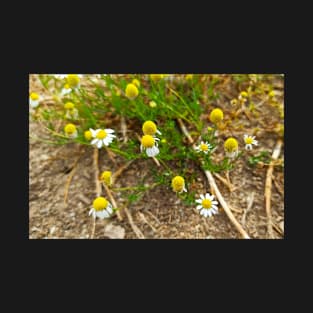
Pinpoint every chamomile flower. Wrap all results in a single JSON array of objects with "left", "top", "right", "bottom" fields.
[
  {"left": 230, "top": 98, "right": 238, "bottom": 106},
  {"left": 209, "top": 108, "right": 224, "bottom": 124},
  {"left": 132, "top": 79, "right": 140, "bottom": 87},
  {"left": 66, "top": 74, "right": 82, "bottom": 89},
  {"left": 142, "top": 120, "right": 162, "bottom": 136},
  {"left": 238, "top": 91, "right": 248, "bottom": 103},
  {"left": 185, "top": 74, "right": 193, "bottom": 80},
  {"left": 29, "top": 92, "right": 41, "bottom": 108},
  {"left": 224, "top": 137, "right": 239, "bottom": 158},
  {"left": 53, "top": 74, "right": 67, "bottom": 80},
  {"left": 89, "top": 197, "right": 113, "bottom": 219},
  {"left": 64, "top": 102, "right": 79, "bottom": 119},
  {"left": 150, "top": 74, "right": 165, "bottom": 82},
  {"left": 195, "top": 193, "right": 219, "bottom": 218},
  {"left": 90, "top": 128, "right": 116, "bottom": 148},
  {"left": 60, "top": 83, "right": 72, "bottom": 96},
  {"left": 125, "top": 83, "right": 139, "bottom": 100},
  {"left": 171, "top": 176, "right": 187, "bottom": 193},
  {"left": 195, "top": 141, "right": 212, "bottom": 154},
  {"left": 140, "top": 135, "right": 159, "bottom": 157},
  {"left": 100, "top": 171, "right": 112, "bottom": 186},
  {"left": 243, "top": 134, "right": 258, "bottom": 150},
  {"left": 64, "top": 123, "right": 78, "bottom": 138},
  {"left": 84, "top": 130, "right": 92, "bottom": 141}
]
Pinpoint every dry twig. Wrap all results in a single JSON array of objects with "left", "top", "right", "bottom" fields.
[
  {"left": 102, "top": 183, "right": 122, "bottom": 221},
  {"left": 241, "top": 192, "right": 255, "bottom": 226},
  {"left": 112, "top": 160, "right": 134, "bottom": 183},
  {"left": 124, "top": 207, "right": 145, "bottom": 239},
  {"left": 90, "top": 148, "right": 101, "bottom": 239},
  {"left": 265, "top": 140, "right": 283, "bottom": 239},
  {"left": 121, "top": 115, "right": 128, "bottom": 143}
]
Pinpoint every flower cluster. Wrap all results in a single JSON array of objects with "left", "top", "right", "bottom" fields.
[{"left": 140, "top": 120, "right": 161, "bottom": 157}]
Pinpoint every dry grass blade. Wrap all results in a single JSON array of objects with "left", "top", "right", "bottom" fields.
[
  {"left": 138, "top": 212, "right": 157, "bottom": 232},
  {"left": 265, "top": 139, "right": 283, "bottom": 239},
  {"left": 241, "top": 192, "right": 255, "bottom": 226},
  {"left": 177, "top": 118, "right": 250, "bottom": 239},
  {"left": 102, "top": 183, "right": 122, "bottom": 221},
  {"left": 90, "top": 148, "right": 101, "bottom": 239},
  {"left": 124, "top": 207, "right": 145, "bottom": 239},
  {"left": 121, "top": 115, "right": 128, "bottom": 143},
  {"left": 213, "top": 172, "right": 235, "bottom": 192}
]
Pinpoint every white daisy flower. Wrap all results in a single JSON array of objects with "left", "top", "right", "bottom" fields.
[
  {"left": 29, "top": 92, "right": 41, "bottom": 108},
  {"left": 89, "top": 197, "right": 113, "bottom": 219},
  {"left": 142, "top": 120, "right": 162, "bottom": 136},
  {"left": 243, "top": 134, "right": 258, "bottom": 150},
  {"left": 224, "top": 137, "right": 239, "bottom": 159},
  {"left": 171, "top": 176, "right": 187, "bottom": 193},
  {"left": 195, "top": 141, "right": 212, "bottom": 154},
  {"left": 195, "top": 193, "right": 219, "bottom": 218},
  {"left": 60, "top": 83, "right": 72, "bottom": 96},
  {"left": 90, "top": 128, "right": 116, "bottom": 148},
  {"left": 64, "top": 102, "right": 79, "bottom": 120},
  {"left": 140, "top": 135, "right": 160, "bottom": 157},
  {"left": 64, "top": 123, "right": 78, "bottom": 139}
]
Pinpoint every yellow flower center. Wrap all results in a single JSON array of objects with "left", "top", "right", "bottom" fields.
[
  {"left": 141, "top": 135, "right": 155, "bottom": 148},
  {"left": 64, "top": 123, "right": 76, "bottom": 134},
  {"left": 101, "top": 171, "right": 112, "bottom": 186},
  {"left": 149, "top": 101, "right": 157, "bottom": 108},
  {"left": 66, "top": 74, "right": 80, "bottom": 88},
  {"left": 125, "top": 83, "right": 139, "bottom": 99},
  {"left": 64, "top": 102, "right": 75, "bottom": 110},
  {"left": 224, "top": 137, "right": 238, "bottom": 152},
  {"left": 240, "top": 91, "right": 248, "bottom": 98},
  {"left": 96, "top": 130, "right": 107, "bottom": 139},
  {"left": 84, "top": 130, "right": 92, "bottom": 140},
  {"left": 93, "top": 197, "right": 108, "bottom": 211},
  {"left": 30, "top": 92, "right": 39, "bottom": 100},
  {"left": 200, "top": 144, "right": 208, "bottom": 151},
  {"left": 132, "top": 79, "right": 140, "bottom": 87},
  {"left": 150, "top": 74, "right": 164, "bottom": 82},
  {"left": 185, "top": 74, "right": 193, "bottom": 80},
  {"left": 64, "top": 83, "right": 71, "bottom": 90},
  {"left": 245, "top": 137, "right": 253, "bottom": 144},
  {"left": 172, "top": 176, "right": 185, "bottom": 192},
  {"left": 210, "top": 108, "right": 224, "bottom": 124},
  {"left": 202, "top": 199, "right": 212, "bottom": 209},
  {"left": 142, "top": 120, "right": 157, "bottom": 135},
  {"left": 268, "top": 90, "right": 275, "bottom": 98}
]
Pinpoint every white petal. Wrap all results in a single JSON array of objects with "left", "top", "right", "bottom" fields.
[
  {"left": 103, "top": 138, "right": 110, "bottom": 146},
  {"left": 208, "top": 210, "right": 212, "bottom": 217},
  {"left": 212, "top": 201, "right": 218, "bottom": 205},
  {"left": 106, "top": 205, "right": 113, "bottom": 214},
  {"left": 156, "top": 130, "right": 162, "bottom": 135},
  {"left": 107, "top": 134, "right": 116, "bottom": 139},
  {"left": 105, "top": 129, "right": 115, "bottom": 133},
  {"left": 140, "top": 144, "right": 143, "bottom": 152},
  {"left": 97, "top": 140, "right": 103, "bottom": 148},
  {"left": 91, "top": 138, "right": 98, "bottom": 145},
  {"left": 244, "top": 134, "right": 248, "bottom": 139},
  {"left": 89, "top": 128, "right": 97, "bottom": 137},
  {"left": 200, "top": 209, "right": 205, "bottom": 216},
  {"left": 183, "top": 187, "right": 187, "bottom": 192},
  {"left": 196, "top": 205, "right": 203, "bottom": 210},
  {"left": 95, "top": 210, "right": 105, "bottom": 219},
  {"left": 89, "top": 208, "right": 94, "bottom": 216},
  {"left": 205, "top": 193, "right": 211, "bottom": 199},
  {"left": 200, "top": 194, "right": 204, "bottom": 199},
  {"left": 195, "top": 199, "right": 202, "bottom": 204}
]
